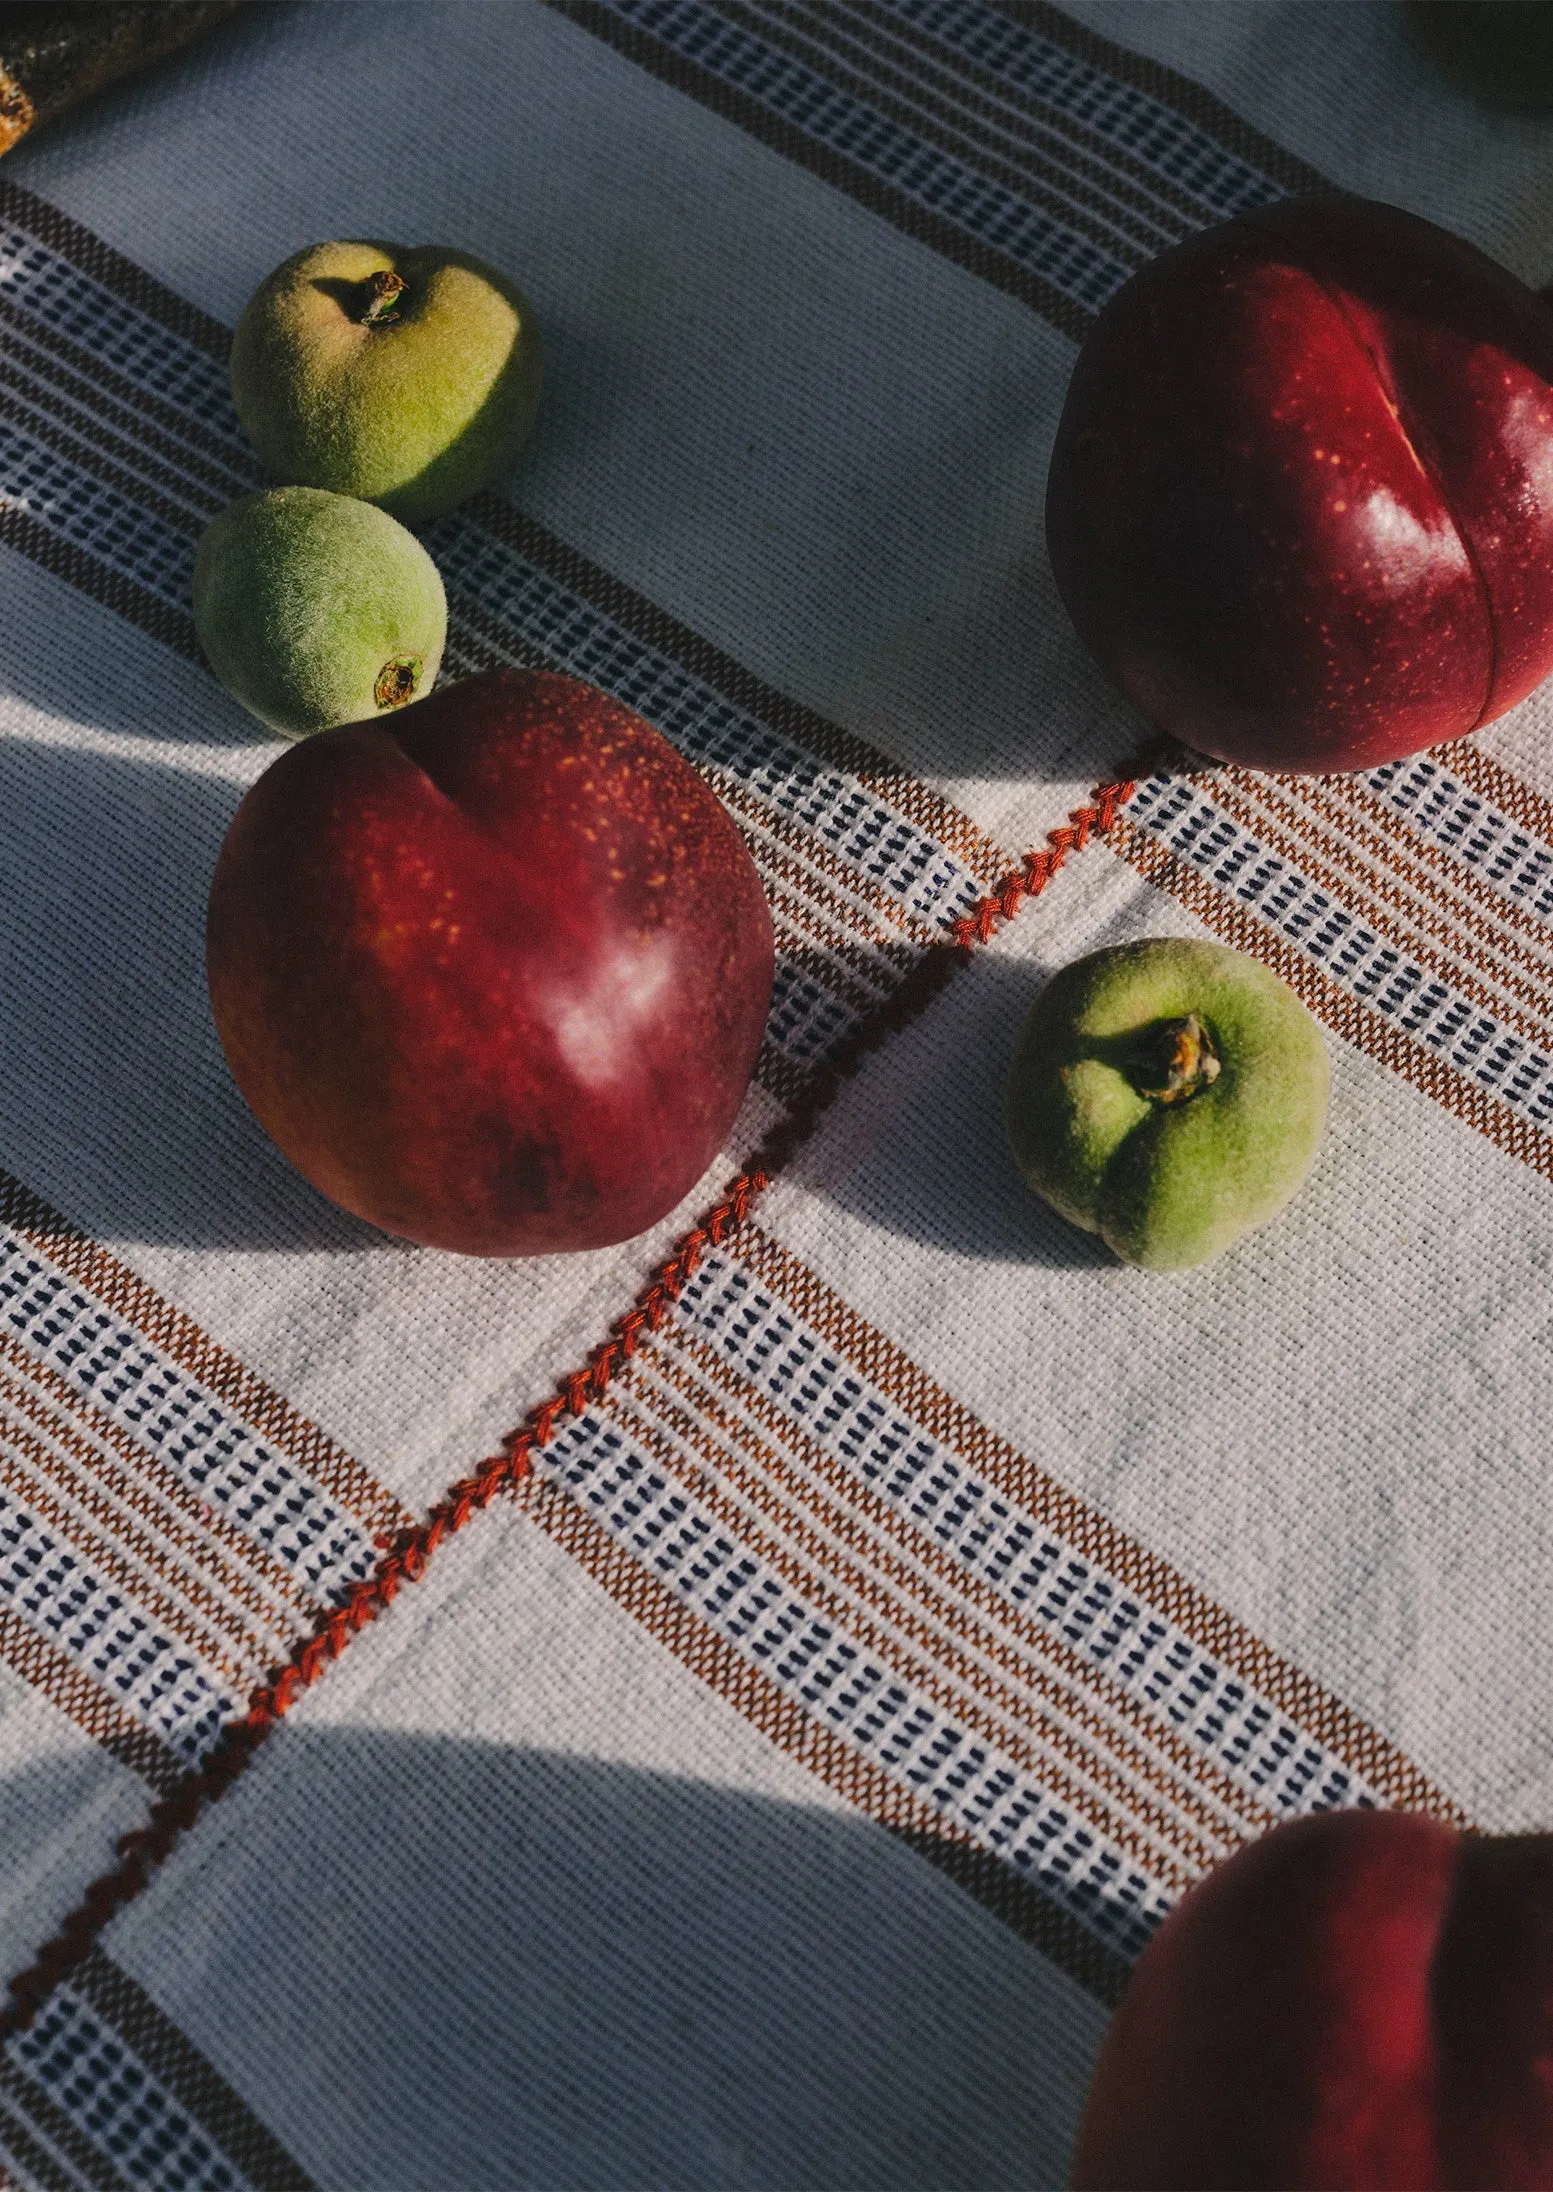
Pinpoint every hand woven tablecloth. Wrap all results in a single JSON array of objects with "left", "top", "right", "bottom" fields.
[{"left": 0, "top": 2, "right": 1548, "bottom": 2184}]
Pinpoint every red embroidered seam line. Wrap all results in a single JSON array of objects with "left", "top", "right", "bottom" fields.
[{"left": 0, "top": 768, "right": 1139, "bottom": 2037}]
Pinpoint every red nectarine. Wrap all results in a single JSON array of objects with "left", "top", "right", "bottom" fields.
[
  {"left": 1071, "top": 1809, "right": 1553, "bottom": 2190},
  {"left": 1047, "top": 194, "right": 1553, "bottom": 773},
  {"left": 206, "top": 667, "right": 775, "bottom": 1254}
]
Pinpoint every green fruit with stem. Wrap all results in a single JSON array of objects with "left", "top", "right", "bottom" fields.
[
  {"left": 1004, "top": 938, "right": 1329, "bottom": 1270},
  {"left": 193, "top": 487, "right": 447, "bottom": 739},
  {"left": 229, "top": 240, "right": 544, "bottom": 522}
]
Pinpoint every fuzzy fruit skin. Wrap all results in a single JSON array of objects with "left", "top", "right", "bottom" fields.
[
  {"left": 1004, "top": 938, "right": 1328, "bottom": 1269},
  {"left": 230, "top": 240, "right": 543, "bottom": 522},
  {"left": 205, "top": 668, "right": 775, "bottom": 1255},
  {"left": 1071, "top": 1810, "right": 1553, "bottom": 2191},
  {"left": 192, "top": 487, "right": 447, "bottom": 738},
  {"left": 1046, "top": 194, "right": 1553, "bottom": 773}
]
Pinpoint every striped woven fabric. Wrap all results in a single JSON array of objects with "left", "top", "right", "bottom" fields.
[{"left": 0, "top": 1, "right": 1548, "bottom": 2184}]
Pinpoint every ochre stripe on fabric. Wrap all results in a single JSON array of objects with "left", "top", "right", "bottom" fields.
[
  {"left": 607, "top": 1381, "right": 1236, "bottom": 1885},
  {"left": 1205, "top": 771, "right": 1553, "bottom": 1044},
  {"left": 1263, "top": 769, "right": 1553, "bottom": 986},
  {"left": 70, "top": 1952, "right": 315, "bottom": 2192},
  {"left": 0, "top": 1334, "right": 319, "bottom": 1627},
  {"left": 0, "top": 1359, "right": 313, "bottom": 1644},
  {"left": 0, "top": 1423, "right": 258, "bottom": 1686},
  {"left": 704, "top": 769, "right": 949, "bottom": 945},
  {"left": 996, "top": 0, "right": 1327, "bottom": 198},
  {"left": 0, "top": 1400, "right": 289, "bottom": 1687},
  {"left": 0, "top": 1171, "right": 410, "bottom": 1544},
  {"left": 0, "top": 2092, "right": 75, "bottom": 2192},
  {"left": 1435, "top": 736, "right": 1553, "bottom": 851},
  {"left": 0, "top": 1608, "right": 181, "bottom": 1797},
  {"left": 766, "top": 873, "right": 907, "bottom": 987},
  {"left": 719, "top": 0, "right": 1161, "bottom": 265},
  {"left": 0, "top": 178, "right": 230, "bottom": 362},
  {"left": 0, "top": 506, "right": 199, "bottom": 661},
  {"left": 0, "top": 375, "right": 210, "bottom": 534},
  {"left": 653, "top": 1326, "right": 1277, "bottom": 1836},
  {"left": 0, "top": 358, "right": 223, "bottom": 523},
  {"left": 604, "top": 1381, "right": 1210, "bottom": 1889},
  {"left": 765, "top": 922, "right": 894, "bottom": 1023},
  {"left": 0, "top": 778, "right": 1139, "bottom": 2034},
  {"left": 786, "top": 0, "right": 1186, "bottom": 253},
  {"left": 729, "top": 1218, "right": 1467, "bottom": 1821},
  {"left": 0, "top": 291, "right": 251, "bottom": 486},
  {"left": 1113, "top": 815, "right": 1553, "bottom": 1187},
  {"left": 0, "top": 2058, "right": 130, "bottom": 2192},
  {"left": 836, "top": 0, "right": 1214, "bottom": 233},
  {"left": 621, "top": 1344, "right": 1256, "bottom": 1853},
  {"left": 0, "top": 306, "right": 249, "bottom": 499},
  {"left": 519, "top": 1468, "right": 1133, "bottom": 2004}
]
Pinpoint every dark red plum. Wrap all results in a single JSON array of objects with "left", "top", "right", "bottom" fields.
[{"left": 206, "top": 668, "right": 775, "bottom": 1254}]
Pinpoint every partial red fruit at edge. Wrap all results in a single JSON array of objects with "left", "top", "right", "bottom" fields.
[
  {"left": 1070, "top": 1810, "right": 1553, "bottom": 2191},
  {"left": 206, "top": 667, "right": 775, "bottom": 1255},
  {"left": 1046, "top": 194, "right": 1553, "bottom": 773}
]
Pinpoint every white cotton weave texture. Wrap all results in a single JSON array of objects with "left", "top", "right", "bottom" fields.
[{"left": 0, "top": 1, "right": 1549, "bottom": 2186}]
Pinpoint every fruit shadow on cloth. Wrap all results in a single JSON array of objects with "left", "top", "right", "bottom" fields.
[
  {"left": 795, "top": 401, "right": 1137, "bottom": 790},
  {"left": 798, "top": 953, "right": 1117, "bottom": 1271},
  {"left": 0, "top": 722, "right": 398, "bottom": 1254},
  {"left": 82, "top": 1731, "right": 1104, "bottom": 2191}
]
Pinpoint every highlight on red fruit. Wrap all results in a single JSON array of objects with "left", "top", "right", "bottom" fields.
[
  {"left": 1070, "top": 1808, "right": 1553, "bottom": 2191},
  {"left": 206, "top": 667, "right": 775, "bottom": 1255},
  {"left": 1046, "top": 193, "right": 1553, "bottom": 774}
]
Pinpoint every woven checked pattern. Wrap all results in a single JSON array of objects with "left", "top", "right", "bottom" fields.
[
  {"left": 0, "top": 773, "right": 1140, "bottom": 2050},
  {"left": 11, "top": 1989, "right": 244, "bottom": 2192},
  {"left": 551, "top": 0, "right": 1319, "bottom": 338},
  {"left": 0, "top": 2, "right": 1539, "bottom": 2179},
  {"left": 0, "top": 1949, "right": 309, "bottom": 2192},
  {"left": 517, "top": 1209, "right": 1462, "bottom": 1971},
  {"left": 868, "top": 0, "right": 1299, "bottom": 216},
  {"left": 0, "top": 1181, "right": 405, "bottom": 1789}
]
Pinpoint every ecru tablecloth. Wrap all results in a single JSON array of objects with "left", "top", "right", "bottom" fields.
[{"left": 0, "top": 2, "right": 1550, "bottom": 2184}]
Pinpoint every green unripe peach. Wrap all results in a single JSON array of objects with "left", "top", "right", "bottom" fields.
[
  {"left": 193, "top": 487, "right": 447, "bottom": 739},
  {"left": 229, "top": 240, "right": 544, "bottom": 522},
  {"left": 1005, "top": 938, "right": 1329, "bottom": 1271}
]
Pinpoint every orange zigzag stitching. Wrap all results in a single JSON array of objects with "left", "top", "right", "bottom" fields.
[{"left": 0, "top": 765, "right": 1139, "bottom": 2037}]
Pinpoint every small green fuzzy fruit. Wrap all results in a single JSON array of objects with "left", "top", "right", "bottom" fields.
[
  {"left": 1005, "top": 938, "right": 1329, "bottom": 1271},
  {"left": 229, "top": 240, "right": 544, "bottom": 522},
  {"left": 193, "top": 487, "right": 447, "bottom": 738}
]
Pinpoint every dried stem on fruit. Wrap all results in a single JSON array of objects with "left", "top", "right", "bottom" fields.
[
  {"left": 358, "top": 269, "right": 407, "bottom": 326},
  {"left": 1133, "top": 1013, "right": 1220, "bottom": 1104}
]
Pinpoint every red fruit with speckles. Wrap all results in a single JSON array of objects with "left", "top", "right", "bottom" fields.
[
  {"left": 1071, "top": 1810, "right": 1553, "bottom": 2191},
  {"left": 1047, "top": 194, "right": 1553, "bottom": 773},
  {"left": 206, "top": 667, "right": 774, "bottom": 1254}
]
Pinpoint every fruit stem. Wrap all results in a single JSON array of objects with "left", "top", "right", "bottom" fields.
[
  {"left": 1131, "top": 1013, "right": 1221, "bottom": 1104},
  {"left": 374, "top": 655, "right": 421, "bottom": 710},
  {"left": 357, "top": 269, "right": 407, "bottom": 327}
]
